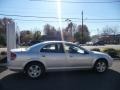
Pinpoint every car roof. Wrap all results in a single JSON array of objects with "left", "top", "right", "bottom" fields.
[
  {"left": 40, "top": 41, "right": 74, "bottom": 44},
  {"left": 28, "top": 41, "right": 88, "bottom": 53},
  {"left": 28, "top": 41, "right": 74, "bottom": 50}
]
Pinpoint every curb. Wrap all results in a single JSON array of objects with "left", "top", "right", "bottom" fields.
[
  {"left": 0, "top": 63, "right": 7, "bottom": 67},
  {"left": 113, "top": 58, "right": 120, "bottom": 60}
]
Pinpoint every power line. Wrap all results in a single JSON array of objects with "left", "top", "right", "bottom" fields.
[
  {"left": 87, "top": 19, "right": 120, "bottom": 20},
  {"left": 0, "top": 13, "right": 80, "bottom": 19},
  {"left": 30, "top": 0, "right": 120, "bottom": 4},
  {"left": 14, "top": 19, "right": 61, "bottom": 22},
  {"left": 12, "top": 19, "right": 120, "bottom": 22},
  {"left": 1, "top": 13, "right": 120, "bottom": 21},
  {"left": 86, "top": 21, "right": 120, "bottom": 23},
  {"left": 14, "top": 19, "right": 120, "bottom": 23},
  {"left": 14, "top": 18, "right": 81, "bottom": 22},
  {"left": 0, "top": 13, "right": 58, "bottom": 19}
]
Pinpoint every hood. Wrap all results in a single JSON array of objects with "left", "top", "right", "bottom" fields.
[
  {"left": 11, "top": 48, "right": 27, "bottom": 52},
  {"left": 91, "top": 51, "right": 107, "bottom": 55},
  {"left": 91, "top": 51, "right": 113, "bottom": 61}
]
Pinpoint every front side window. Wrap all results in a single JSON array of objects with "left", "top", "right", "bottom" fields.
[{"left": 64, "top": 44, "right": 85, "bottom": 54}]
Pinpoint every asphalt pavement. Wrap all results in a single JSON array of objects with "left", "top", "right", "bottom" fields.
[
  {"left": 0, "top": 45, "right": 120, "bottom": 90},
  {"left": 0, "top": 61, "right": 120, "bottom": 90}
]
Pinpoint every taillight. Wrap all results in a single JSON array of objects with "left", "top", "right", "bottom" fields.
[{"left": 11, "top": 52, "right": 16, "bottom": 60}]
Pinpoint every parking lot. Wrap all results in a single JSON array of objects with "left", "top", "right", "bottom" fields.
[
  {"left": 0, "top": 45, "right": 120, "bottom": 90},
  {"left": 83, "top": 45, "right": 120, "bottom": 50},
  {"left": 0, "top": 60, "right": 120, "bottom": 90}
]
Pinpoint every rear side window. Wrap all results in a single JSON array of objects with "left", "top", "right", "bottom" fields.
[
  {"left": 40, "top": 43, "right": 64, "bottom": 53},
  {"left": 40, "top": 44, "right": 56, "bottom": 53}
]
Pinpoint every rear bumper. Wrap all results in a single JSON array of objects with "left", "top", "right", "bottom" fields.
[
  {"left": 7, "top": 61, "right": 23, "bottom": 72},
  {"left": 7, "top": 65, "right": 23, "bottom": 72},
  {"left": 8, "top": 65, "right": 23, "bottom": 72},
  {"left": 9, "top": 68, "right": 23, "bottom": 72}
]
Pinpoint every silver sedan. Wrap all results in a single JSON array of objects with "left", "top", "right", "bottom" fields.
[{"left": 8, "top": 41, "right": 113, "bottom": 78}]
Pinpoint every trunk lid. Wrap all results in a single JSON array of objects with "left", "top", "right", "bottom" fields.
[{"left": 11, "top": 48, "right": 27, "bottom": 52}]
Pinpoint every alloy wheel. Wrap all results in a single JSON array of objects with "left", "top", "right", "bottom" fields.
[
  {"left": 95, "top": 61, "right": 107, "bottom": 72},
  {"left": 27, "top": 65, "right": 42, "bottom": 78}
]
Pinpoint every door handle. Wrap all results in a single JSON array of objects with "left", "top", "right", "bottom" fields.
[
  {"left": 69, "top": 55, "right": 73, "bottom": 57},
  {"left": 42, "top": 55, "right": 45, "bottom": 57}
]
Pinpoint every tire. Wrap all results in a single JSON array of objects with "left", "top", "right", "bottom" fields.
[
  {"left": 94, "top": 60, "right": 108, "bottom": 73},
  {"left": 25, "top": 62, "right": 45, "bottom": 79}
]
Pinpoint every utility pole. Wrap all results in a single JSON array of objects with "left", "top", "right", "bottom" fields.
[
  {"left": 97, "top": 28, "right": 99, "bottom": 36},
  {"left": 81, "top": 11, "right": 83, "bottom": 44}
]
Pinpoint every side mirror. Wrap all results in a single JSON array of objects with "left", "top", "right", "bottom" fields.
[{"left": 84, "top": 51, "right": 89, "bottom": 54}]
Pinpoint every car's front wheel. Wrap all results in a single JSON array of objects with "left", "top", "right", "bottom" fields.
[
  {"left": 25, "top": 62, "right": 45, "bottom": 79},
  {"left": 94, "top": 60, "right": 108, "bottom": 73}
]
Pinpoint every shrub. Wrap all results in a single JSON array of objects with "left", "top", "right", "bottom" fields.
[
  {"left": 0, "top": 34, "right": 6, "bottom": 46},
  {"left": 91, "top": 48, "right": 100, "bottom": 52},
  {"left": 0, "top": 45, "right": 3, "bottom": 48},
  {"left": 0, "top": 51, "right": 7, "bottom": 63},
  {"left": 103, "top": 48, "right": 118, "bottom": 58},
  {"left": 0, "top": 56, "right": 7, "bottom": 63},
  {"left": 117, "top": 50, "right": 120, "bottom": 57},
  {"left": 0, "top": 51, "right": 7, "bottom": 55}
]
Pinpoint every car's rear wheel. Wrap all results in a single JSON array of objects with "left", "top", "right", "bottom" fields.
[
  {"left": 94, "top": 60, "right": 108, "bottom": 73},
  {"left": 25, "top": 62, "right": 45, "bottom": 79}
]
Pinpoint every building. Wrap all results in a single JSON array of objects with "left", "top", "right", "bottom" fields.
[{"left": 99, "top": 34, "right": 120, "bottom": 44}]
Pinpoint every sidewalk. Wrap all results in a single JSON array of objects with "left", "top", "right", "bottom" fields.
[{"left": 0, "top": 66, "right": 7, "bottom": 73}]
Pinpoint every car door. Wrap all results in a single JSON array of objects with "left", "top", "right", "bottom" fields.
[
  {"left": 64, "top": 44, "right": 93, "bottom": 68},
  {"left": 40, "top": 43, "right": 68, "bottom": 69}
]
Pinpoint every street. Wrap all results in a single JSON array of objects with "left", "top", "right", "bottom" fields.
[{"left": 0, "top": 61, "right": 120, "bottom": 90}]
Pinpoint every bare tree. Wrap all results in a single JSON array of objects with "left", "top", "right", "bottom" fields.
[
  {"left": 74, "top": 25, "right": 90, "bottom": 44},
  {"left": 101, "top": 25, "right": 119, "bottom": 44},
  {"left": 102, "top": 25, "right": 118, "bottom": 35}
]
